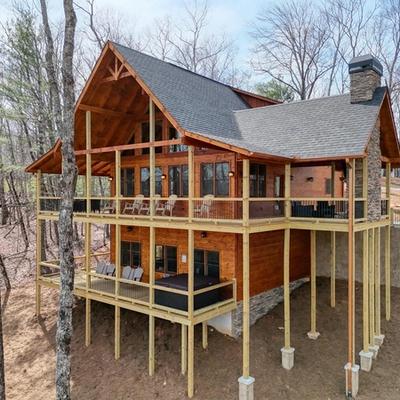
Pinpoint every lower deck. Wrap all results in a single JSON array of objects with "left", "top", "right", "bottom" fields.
[{"left": 38, "top": 269, "right": 237, "bottom": 326}]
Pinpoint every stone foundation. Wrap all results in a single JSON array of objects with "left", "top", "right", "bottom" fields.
[{"left": 209, "top": 278, "right": 308, "bottom": 338}]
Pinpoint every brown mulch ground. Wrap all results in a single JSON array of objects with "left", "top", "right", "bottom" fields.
[{"left": 3, "top": 278, "right": 400, "bottom": 400}]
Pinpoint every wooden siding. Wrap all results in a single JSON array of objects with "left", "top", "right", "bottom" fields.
[{"left": 236, "top": 229, "right": 311, "bottom": 300}]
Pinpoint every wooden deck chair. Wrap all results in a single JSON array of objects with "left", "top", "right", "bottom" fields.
[
  {"left": 123, "top": 194, "right": 144, "bottom": 214},
  {"left": 132, "top": 266, "right": 144, "bottom": 281},
  {"left": 122, "top": 266, "right": 133, "bottom": 280},
  {"left": 194, "top": 194, "right": 214, "bottom": 218},
  {"left": 103, "top": 200, "right": 116, "bottom": 214},
  {"left": 160, "top": 194, "right": 177, "bottom": 216},
  {"left": 105, "top": 263, "right": 115, "bottom": 276},
  {"left": 95, "top": 261, "right": 107, "bottom": 275},
  {"left": 140, "top": 194, "right": 161, "bottom": 215}
]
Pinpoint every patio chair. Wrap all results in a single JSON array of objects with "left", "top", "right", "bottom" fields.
[
  {"left": 102, "top": 200, "right": 116, "bottom": 214},
  {"left": 95, "top": 261, "right": 107, "bottom": 275},
  {"left": 123, "top": 194, "right": 144, "bottom": 214},
  {"left": 122, "top": 266, "right": 134, "bottom": 280},
  {"left": 140, "top": 194, "right": 161, "bottom": 215},
  {"left": 132, "top": 266, "right": 144, "bottom": 281},
  {"left": 158, "top": 194, "right": 177, "bottom": 216},
  {"left": 105, "top": 263, "right": 115, "bottom": 276},
  {"left": 194, "top": 194, "right": 214, "bottom": 218}
]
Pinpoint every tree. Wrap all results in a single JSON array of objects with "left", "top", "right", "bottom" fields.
[
  {"left": 52, "top": 0, "right": 77, "bottom": 398},
  {"left": 255, "top": 79, "right": 295, "bottom": 102},
  {"left": 251, "top": 0, "right": 331, "bottom": 100},
  {"left": 148, "top": 0, "right": 248, "bottom": 86}
]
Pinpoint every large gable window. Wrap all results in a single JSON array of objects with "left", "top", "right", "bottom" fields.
[
  {"left": 142, "top": 121, "right": 162, "bottom": 154},
  {"left": 169, "top": 127, "right": 188, "bottom": 152},
  {"left": 141, "top": 167, "right": 162, "bottom": 196}
]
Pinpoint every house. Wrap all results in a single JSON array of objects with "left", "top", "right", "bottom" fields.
[{"left": 26, "top": 43, "right": 399, "bottom": 399}]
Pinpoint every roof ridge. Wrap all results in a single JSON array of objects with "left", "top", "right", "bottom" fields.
[{"left": 233, "top": 92, "right": 352, "bottom": 114}]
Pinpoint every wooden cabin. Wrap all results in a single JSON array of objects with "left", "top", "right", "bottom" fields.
[{"left": 26, "top": 45, "right": 400, "bottom": 399}]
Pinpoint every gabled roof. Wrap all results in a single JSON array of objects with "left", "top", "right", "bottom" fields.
[
  {"left": 113, "top": 43, "right": 250, "bottom": 143},
  {"left": 233, "top": 87, "right": 388, "bottom": 160}
]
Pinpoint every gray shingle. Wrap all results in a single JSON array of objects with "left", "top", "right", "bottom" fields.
[
  {"left": 233, "top": 88, "right": 386, "bottom": 159},
  {"left": 114, "top": 42, "right": 386, "bottom": 160}
]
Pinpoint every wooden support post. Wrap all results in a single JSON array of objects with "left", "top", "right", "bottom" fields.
[
  {"left": 308, "top": 230, "right": 319, "bottom": 339},
  {"left": 149, "top": 315, "right": 155, "bottom": 376},
  {"left": 369, "top": 229, "right": 375, "bottom": 346},
  {"left": 85, "top": 221, "right": 92, "bottom": 291},
  {"left": 86, "top": 110, "right": 91, "bottom": 214},
  {"left": 330, "top": 231, "right": 336, "bottom": 308},
  {"left": 35, "top": 172, "right": 41, "bottom": 316},
  {"left": 345, "top": 159, "right": 357, "bottom": 397},
  {"left": 363, "top": 157, "right": 368, "bottom": 219},
  {"left": 202, "top": 321, "right": 208, "bottom": 350},
  {"left": 385, "top": 162, "right": 391, "bottom": 321},
  {"left": 385, "top": 224, "right": 391, "bottom": 321},
  {"left": 362, "top": 229, "right": 369, "bottom": 353},
  {"left": 188, "top": 145, "right": 194, "bottom": 222},
  {"left": 331, "top": 161, "right": 335, "bottom": 198},
  {"left": 375, "top": 228, "right": 382, "bottom": 338},
  {"left": 181, "top": 324, "right": 187, "bottom": 375},
  {"left": 283, "top": 228, "right": 291, "bottom": 349},
  {"left": 85, "top": 298, "right": 91, "bottom": 347},
  {"left": 188, "top": 323, "right": 194, "bottom": 398},
  {"left": 149, "top": 226, "right": 155, "bottom": 306},
  {"left": 115, "top": 306, "right": 120, "bottom": 360},
  {"left": 281, "top": 227, "right": 294, "bottom": 370},
  {"left": 187, "top": 228, "right": 195, "bottom": 396}
]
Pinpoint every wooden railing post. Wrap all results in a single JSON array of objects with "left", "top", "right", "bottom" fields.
[
  {"left": 385, "top": 162, "right": 391, "bottom": 321},
  {"left": 149, "top": 98, "right": 155, "bottom": 218},
  {"left": 284, "top": 163, "right": 291, "bottom": 218},
  {"left": 115, "top": 150, "right": 121, "bottom": 216}
]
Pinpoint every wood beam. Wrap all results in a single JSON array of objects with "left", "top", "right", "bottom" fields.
[
  {"left": 375, "top": 228, "right": 382, "bottom": 338},
  {"left": 85, "top": 298, "right": 91, "bottom": 347},
  {"left": 79, "top": 104, "right": 135, "bottom": 118},
  {"left": 188, "top": 323, "right": 194, "bottom": 398},
  {"left": 386, "top": 162, "right": 391, "bottom": 321},
  {"left": 115, "top": 306, "right": 121, "bottom": 360},
  {"left": 149, "top": 315, "right": 155, "bottom": 376},
  {"left": 362, "top": 229, "right": 369, "bottom": 353},
  {"left": 283, "top": 228, "right": 291, "bottom": 348},
  {"left": 202, "top": 322, "right": 208, "bottom": 350}
]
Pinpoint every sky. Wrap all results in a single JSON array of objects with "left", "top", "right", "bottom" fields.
[{"left": 0, "top": 0, "right": 275, "bottom": 83}]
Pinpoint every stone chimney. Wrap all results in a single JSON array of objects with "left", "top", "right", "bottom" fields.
[{"left": 349, "top": 54, "right": 383, "bottom": 103}]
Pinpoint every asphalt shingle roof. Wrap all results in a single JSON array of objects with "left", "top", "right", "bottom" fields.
[{"left": 114, "top": 42, "right": 386, "bottom": 160}]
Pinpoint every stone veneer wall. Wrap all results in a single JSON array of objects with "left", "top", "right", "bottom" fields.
[
  {"left": 367, "top": 119, "right": 382, "bottom": 221},
  {"left": 350, "top": 70, "right": 381, "bottom": 103},
  {"left": 230, "top": 278, "right": 308, "bottom": 338}
]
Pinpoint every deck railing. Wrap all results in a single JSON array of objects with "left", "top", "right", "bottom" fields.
[{"left": 39, "top": 195, "right": 371, "bottom": 224}]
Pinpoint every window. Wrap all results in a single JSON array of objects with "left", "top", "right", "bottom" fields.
[
  {"left": 141, "top": 121, "right": 162, "bottom": 154},
  {"left": 121, "top": 241, "right": 141, "bottom": 267},
  {"left": 201, "top": 162, "right": 229, "bottom": 197},
  {"left": 120, "top": 168, "right": 134, "bottom": 196},
  {"left": 325, "top": 178, "right": 332, "bottom": 195},
  {"left": 169, "top": 165, "right": 188, "bottom": 196},
  {"left": 155, "top": 245, "right": 177, "bottom": 274},
  {"left": 140, "top": 167, "right": 162, "bottom": 196},
  {"left": 250, "top": 164, "right": 266, "bottom": 197},
  {"left": 194, "top": 249, "right": 220, "bottom": 279},
  {"left": 169, "top": 127, "right": 188, "bottom": 152}
]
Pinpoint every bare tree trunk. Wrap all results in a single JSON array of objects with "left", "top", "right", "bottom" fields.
[
  {"left": 0, "top": 153, "right": 9, "bottom": 226},
  {"left": 54, "top": 1, "right": 77, "bottom": 399},
  {"left": 6, "top": 173, "right": 29, "bottom": 249},
  {"left": 0, "top": 255, "right": 11, "bottom": 291}
]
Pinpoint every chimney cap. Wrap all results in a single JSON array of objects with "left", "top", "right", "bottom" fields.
[{"left": 349, "top": 54, "right": 383, "bottom": 77}]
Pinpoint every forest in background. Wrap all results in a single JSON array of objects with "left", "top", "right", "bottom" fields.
[{"left": 0, "top": 0, "right": 400, "bottom": 285}]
